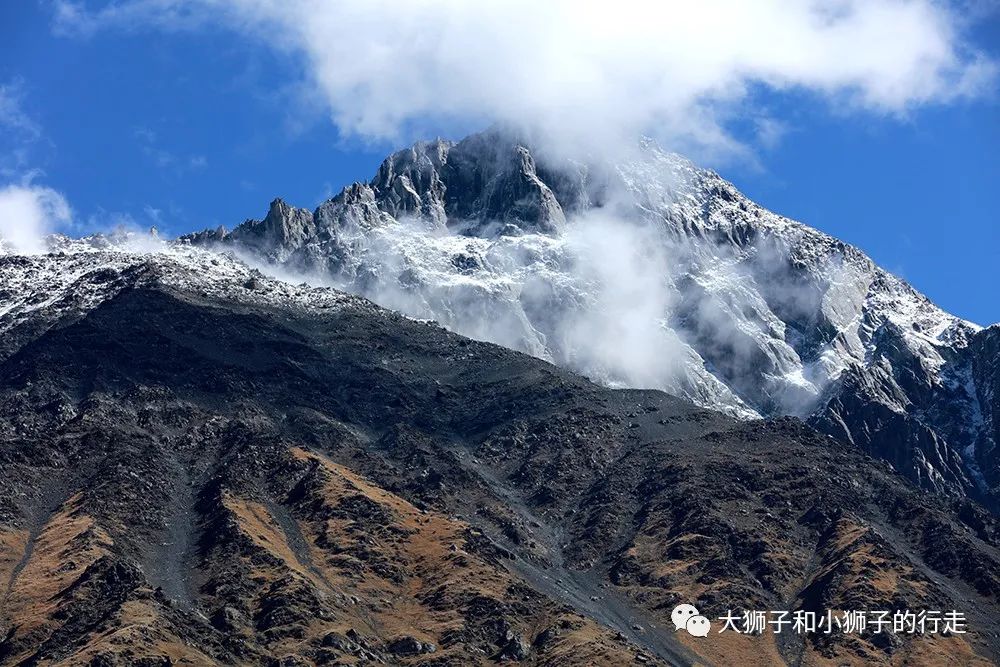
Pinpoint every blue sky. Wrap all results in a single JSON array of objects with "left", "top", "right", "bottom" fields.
[{"left": 1, "top": 1, "right": 998, "bottom": 324}]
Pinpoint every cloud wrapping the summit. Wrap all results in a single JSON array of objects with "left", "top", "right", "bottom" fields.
[{"left": 54, "top": 0, "right": 995, "bottom": 157}]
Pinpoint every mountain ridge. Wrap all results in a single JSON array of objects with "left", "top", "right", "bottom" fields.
[{"left": 179, "top": 129, "right": 998, "bottom": 510}]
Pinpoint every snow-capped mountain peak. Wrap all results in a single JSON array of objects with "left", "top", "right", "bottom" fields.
[{"left": 177, "top": 130, "right": 998, "bottom": 506}]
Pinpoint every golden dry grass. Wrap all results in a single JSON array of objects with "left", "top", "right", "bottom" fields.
[{"left": 4, "top": 494, "right": 112, "bottom": 638}]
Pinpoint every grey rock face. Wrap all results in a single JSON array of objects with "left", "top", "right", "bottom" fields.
[
  {"left": 229, "top": 198, "right": 316, "bottom": 262},
  {"left": 968, "top": 326, "right": 1000, "bottom": 498},
  {"left": 181, "top": 198, "right": 316, "bottom": 263},
  {"left": 368, "top": 130, "right": 568, "bottom": 234},
  {"left": 180, "top": 128, "right": 998, "bottom": 509},
  {"left": 371, "top": 138, "right": 451, "bottom": 225}
]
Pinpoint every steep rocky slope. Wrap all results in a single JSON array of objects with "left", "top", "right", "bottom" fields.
[
  {"left": 1, "top": 245, "right": 999, "bottom": 665},
  {"left": 183, "top": 129, "right": 998, "bottom": 510}
]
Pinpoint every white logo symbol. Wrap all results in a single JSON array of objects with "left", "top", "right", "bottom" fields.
[
  {"left": 672, "top": 604, "right": 711, "bottom": 637},
  {"left": 671, "top": 603, "right": 699, "bottom": 631},
  {"left": 686, "top": 614, "right": 711, "bottom": 637}
]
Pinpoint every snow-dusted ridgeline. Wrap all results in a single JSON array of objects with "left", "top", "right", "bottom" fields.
[{"left": 2, "top": 128, "right": 995, "bottom": 508}]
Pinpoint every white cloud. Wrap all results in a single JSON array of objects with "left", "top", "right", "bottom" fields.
[
  {"left": 52, "top": 0, "right": 996, "bottom": 159},
  {"left": 0, "top": 78, "right": 45, "bottom": 176},
  {"left": 754, "top": 117, "right": 790, "bottom": 152},
  {"left": 0, "top": 181, "right": 72, "bottom": 254},
  {"left": 0, "top": 79, "right": 42, "bottom": 141}
]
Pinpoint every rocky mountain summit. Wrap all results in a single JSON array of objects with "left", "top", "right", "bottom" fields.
[
  {"left": 1, "top": 243, "right": 999, "bottom": 665},
  {"left": 184, "top": 129, "right": 1000, "bottom": 511}
]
